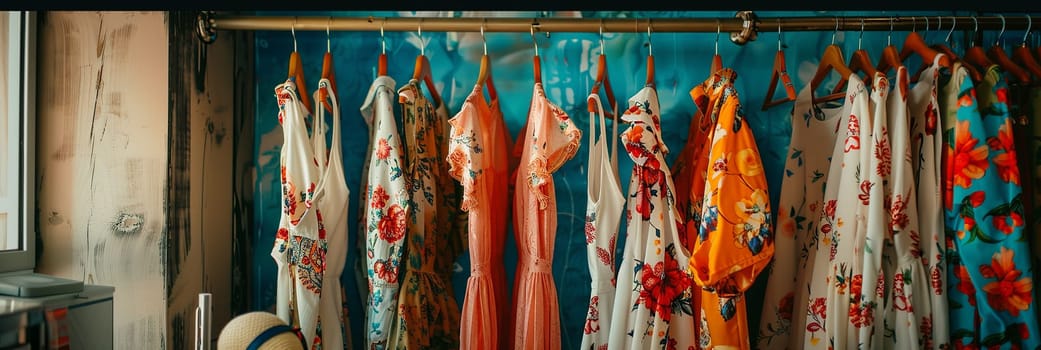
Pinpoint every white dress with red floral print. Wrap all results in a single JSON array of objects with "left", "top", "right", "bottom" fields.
[
  {"left": 857, "top": 72, "right": 892, "bottom": 349},
  {"left": 580, "top": 93, "right": 624, "bottom": 350},
  {"left": 271, "top": 77, "right": 326, "bottom": 349},
  {"left": 359, "top": 75, "right": 409, "bottom": 348},
  {"left": 907, "top": 55, "right": 949, "bottom": 350},
  {"left": 607, "top": 86, "right": 696, "bottom": 350},
  {"left": 756, "top": 81, "right": 844, "bottom": 350},
  {"left": 802, "top": 74, "right": 871, "bottom": 349}
]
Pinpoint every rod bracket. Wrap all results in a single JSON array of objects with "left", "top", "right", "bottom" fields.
[
  {"left": 196, "top": 11, "right": 217, "bottom": 44},
  {"left": 729, "top": 10, "right": 758, "bottom": 45}
]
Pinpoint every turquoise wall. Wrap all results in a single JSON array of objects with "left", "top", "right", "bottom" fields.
[{"left": 250, "top": 10, "right": 1020, "bottom": 348}]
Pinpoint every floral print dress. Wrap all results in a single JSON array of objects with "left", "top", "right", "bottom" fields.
[
  {"left": 942, "top": 63, "right": 1041, "bottom": 349},
  {"left": 857, "top": 72, "right": 892, "bottom": 349},
  {"left": 271, "top": 77, "right": 326, "bottom": 349},
  {"left": 607, "top": 85, "right": 696, "bottom": 350},
  {"left": 685, "top": 69, "right": 773, "bottom": 350},
  {"left": 908, "top": 55, "right": 949, "bottom": 350},
  {"left": 359, "top": 75, "right": 408, "bottom": 348},
  {"left": 447, "top": 84, "right": 512, "bottom": 349},
  {"left": 510, "top": 82, "right": 581, "bottom": 349},
  {"left": 802, "top": 73, "right": 870, "bottom": 349},
  {"left": 757, "top": 79, "right": 845, "bottom": 350},
  {"left": 579, "top": 93, "right": 624, "bottom": 350},
  {"left": 386, "top": 81, "right": 462, "bottom": 349}
]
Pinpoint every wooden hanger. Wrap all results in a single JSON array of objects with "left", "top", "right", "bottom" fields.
[
  {"left": 410, "top": 22, "right": 444, "bottom": 107},
  {"left": 987, "top": 15, "right": 1032, "bottom": 84},
  {"left": 918, "top": 16, "right": 981, "bottom": 83},
  {"left": 589, "top": 21, "right": 618, "bottom": 120},
  {"left": 965, "top": 17, "right": 995, "bottom": 79},
  {"left": 1012, "top": 15, "right": 1041, "bottom": 82},
  {"left": 710, "top": 21, "right": 723, "bottom": 74},
  {"left": 377, "top": 20, "right": 388, "bottom": 76},
  {"left": 319, "top": 22, "right": 338, "bottom": 111},
  {"left": 811, "top": 20, "right": 853, "bottom": 104},
  {"left": 646, "top": 21, "right": 656, "bottom": 88},
  {"left": 878, "top": 17, "right": 952, "bottom": 74},
  {"left": 876, "top": 18, "right": 905, "bottom": 76},
  {"left": 835, "top": 20, "right": 877, "bottom": 94},
  {"left": 476, "top": 20, "right": 498, "bottom": 101},
  {"left": 287, "top": 23, "right": 313, "bottom": 115},
  {"left": 762, "top": 21, "right": 797, "bottom": 111},
  {"left": 531, "top": 23, "right": 543, "bottom": 86}
]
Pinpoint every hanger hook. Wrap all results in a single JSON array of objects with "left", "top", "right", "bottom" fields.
[
  {"left": 778, "top": 18, "right": 783, "bottom": 51},
  {"left": 715, "top": 20, "right": 721, "bottom": 55},
  {"left": 945, "top": 16, "right": 956, "bottom": 45},
  {"left": 1023, "top": 14, "right": 1032, "bottom": 46},
  {"left": 922, "top": 16, "right": 929, "bottom": 42},
  {"left": 326, "top": 17, "right": 332, "bottom": 53},
  {"left": 291, "top": 17, "right": 298, "bottom": 52},
  {"left": 418, "top": 19, "right": 425, "bottom": 56},
  {"left": 599, "top": 19, "right": 605, "bottom": 54},
  {"left": 997, "top": 14, "right": 1006, "bottom": 47},
  {"left": 647, "top": 19, "right": 653, "bottom": 57},
  {"left": 481, "top": 19, "right": 488, "bottom": 55},
  {"left": 936, "top": 16, "right": 942, "bottom": 41},
  {"left": 380, "top": 19, "right": 386, "bottom": 54},
  {"left": 530, "top": 22, "right": 539, "bottom": 57},
  {"left": 888, "top": 17, "right": 894, "bottom": 46},
  {"left": 911, "top": 16, "right": 917, "bottom": 33},
  {"left": 858, "top": 19, "right": 865, "bottom": 50},
  {"left": 831, "top": 17, "right": 838, "bottom": 45}
]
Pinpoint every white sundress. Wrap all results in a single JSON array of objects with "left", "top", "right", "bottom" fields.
[
  {"left": 858, "top": 72, "right": 892, "bottom": 349},
  {"left": 907, "top": 54, "right": 949, "bottom": 350},
  {"left": 271, "top": 77, "right": 325, "bottom": 349},
  {"left": 580, "top": 93, "right": 624, "bottom": 350},
  {"left": 802, "top": 74, "right": 870, "bottom": 349},
  {"left": 312, "top": 78, "right": 351, "bottom": 350},
  {"left": 756, "top": 79, "right": 844, "bottom": 350}
]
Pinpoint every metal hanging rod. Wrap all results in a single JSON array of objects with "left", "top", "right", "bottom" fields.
[{"left": 195, "top": 11, "right": 1040, "bottom": 45}]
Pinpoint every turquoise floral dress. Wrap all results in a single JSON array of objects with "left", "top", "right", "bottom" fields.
[{"left": 941, "top": 63, "right": 1041, "bottom": 349}]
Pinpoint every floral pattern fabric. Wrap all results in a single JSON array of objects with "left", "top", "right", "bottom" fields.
[
  {"left": 941, "top": 63, "right": 1041, "bottom": 349},
  {"left": 685, "top": 69, "right": 773, "bottom": 350},
  {"left": 608, "top": 85, "right": 696, "bottom": 349},
  {"left": 756, "top": 78, "right": 845, "bottom": 349},
  {"left": 908, "top": 56, "right": 949, "bottom": 350},
  {"left": 579, "top": 93, "right": 624, "bottom": 350},
  {"left": 802, "top": 73, "right": 871, "bottom": 349},
  {"left": 271, "top": 77, "right": 327, "bottom": 349},
  {"left": 447, "top": 84, "right": 512, "bottom": 349},
  {"left": 385, "top": 81, "right": 463, "bottom": 349},
  {"left": 359, "top": 75, "right": 408, "bottom": 348},
  {"left": 510, "top": 82, "right": 581, "bottom": 349}
]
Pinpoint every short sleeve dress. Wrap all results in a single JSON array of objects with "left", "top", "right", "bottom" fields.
[{"left": 510, "top": 82, "right": 581, "bottom": 349}]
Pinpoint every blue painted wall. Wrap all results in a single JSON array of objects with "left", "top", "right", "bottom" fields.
[{"left": 250, "top": 10, "right": 1019, "bottom": 348}]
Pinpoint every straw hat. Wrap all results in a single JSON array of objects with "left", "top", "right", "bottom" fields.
[{"left": 217, "top": 311, "right": 306, "bottom": 350}]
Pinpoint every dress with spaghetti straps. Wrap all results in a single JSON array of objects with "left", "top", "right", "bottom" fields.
[{"left": 579, "top": 93, "right": 624, "bottom": 350}]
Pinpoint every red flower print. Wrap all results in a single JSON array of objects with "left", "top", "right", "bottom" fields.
[
  {"left": 778, "top": 292, "right": 794, "bottom": 320},
  {"left": 992, "top": 215, "right": 1016, "bottom": 234},
  {"left": 374, "top": 259, "right": 398, "bottom": 284},
  {"left": 996, "top": 87, "right": 1009, "bottom": 103},
  {"left": 821, "top": 223, "right": 833, "bottom": 235},
  {"left": 921, "top": 317, "right": 934, "bottom": 350},
  {"left": 924, "top": 103, "right": 938, "bottom": 135},
  {"left": 637, "top": 255, "right": 692, "bottom": 322},
  {"left": 377, "top": 204, "right": 406, "bottom": 244},
  {"left": 845, "top": 114, "right": 861, "bottom": 152},
  {"left": 954, "top": 264, "right": 978, "bottom": 306},
  {"left": 893, "top": 273, "right": 910, "bottom": 311},
  {"left": 276, "top": 227, "right": 289, "bottom": 240},
  {"left": 376, "top": 138, "right": 392, "bottom": 160},
  {"left": 990, "top": 120, "right": 1020, "bottom": 185},
  {"left": 950, "top": 121, "right": 989, "bottom": 188},
  {"left": 824, "top": 200, "right": 837, "bottom": 218},
  {"left": 980, "top": 247, "right": 1033, "bottom": 316},
  {"left": 850, "top": 274, "right": 864, "bottom": 297},
  {"left": 931, "top": 266, "right": 943, "bottom": 295},
  {"left": 596, "top": 247, "right": 613, "bottom": 267},
  {"left": 890, "top": 194, "right": 909, "bottom": 230},
  {"left": 1011, "top": 212, "right": 1024, "bottom": 226},
  {"left": 584, "top": 296, "right": 600, "bottom": 334},
  {"left": 968, "top": 191, "right": 986, "bottom": 208},
  {"left": 584, "top": 220, "right": 596, "bottom": 244},
  {"left": 806, "top": 297, "right": 827, "bottom": 333},
  {"left": 370, "top": 185, "right": 390, "bottom": 209},
  {"left": 953, "top": 338, "right": 979, "bottom": 350},
  {"left": 875, "top": 136, "right": 892, "bottom": 178},
  {"left": 859, "top": 180, "right": 874, "bottom": 205}
]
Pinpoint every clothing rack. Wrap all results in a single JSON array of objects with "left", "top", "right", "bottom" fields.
[{"left": 196, "top": 11, "right": 1038, "bottom": 46}]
